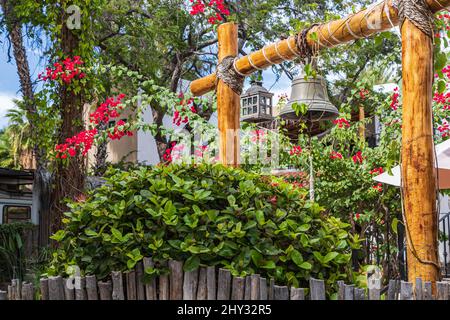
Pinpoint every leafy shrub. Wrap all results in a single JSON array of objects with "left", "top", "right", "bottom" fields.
[
  {"left": 0, "top": 222, "right": 35, "bottom": 282},
  {"left": 48, "top": 164, "right": 361, "bottom": 292}
]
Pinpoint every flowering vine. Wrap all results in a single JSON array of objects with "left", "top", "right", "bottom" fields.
[
  {"left": 390, "top": 87, "right": 400, "bottom": 111},
  {"left": 352, "top": 151, "right": 363, "bottom": 164},
  {"left": 333, "top": 118, "right": 350, "bottom": 128},
  {"left": 39, "top": 56, "right": 86, "bottom": 84},
  {"left": 54, "top": 94, "right": 132, "bottom": 159},
  {"left": 330, "top": 150, "right": 343, "bottom": 160},
  {"left": 189, "top": 0, "right": 230, "bottom": 25}
]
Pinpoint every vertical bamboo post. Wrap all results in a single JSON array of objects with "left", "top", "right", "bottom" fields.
[
  {"left": 401, "top": 19, "right": 439, "bottom": 284},
  {"left": 359, "top": 105, "right": 365, "bottom": 141},
  {"left": 217, "top": 22, "right": 240, "bottom": 166}
]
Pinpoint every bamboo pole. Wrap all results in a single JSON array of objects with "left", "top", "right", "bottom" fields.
[
  {"left": 217, "top": 22, "right": 240, "bottom": 166},
  {"left": 401, "top": 19, "right": 440, "bottom": 284},
  {"left": 190, "top": 0, "right": 450, "bottom": 96},
  {"left": 359, "top": 106, "right": 365, "bottom": 141}
]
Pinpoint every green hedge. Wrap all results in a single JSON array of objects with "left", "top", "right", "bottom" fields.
[{"left": 48, "top": 164, "right": 361, "bottom": 291}]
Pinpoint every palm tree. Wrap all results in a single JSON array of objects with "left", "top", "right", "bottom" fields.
[
  {"left": 5, "top": 100, "right": 33, "bottom": 168},
  {"left": 0, "top": 129, "right": 15, "bottom": 168}
]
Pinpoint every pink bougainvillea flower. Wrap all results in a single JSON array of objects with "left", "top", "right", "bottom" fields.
[
  {"left": 333, "top": 118, "right": 350, "bottom": 128},
  {"left": 352, "top": 151, "right": 363, "bottom": 164},
  {"left": 289, "top": 145, "right": 302, "bottom": 156},
  {"left": 330, "top": 151, "right": 343, "bottom": 159},
  {"left": 369, "top": 167, "right": 384, "bottom": 175}
]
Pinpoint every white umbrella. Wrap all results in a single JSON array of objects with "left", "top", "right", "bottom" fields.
[{"left": 373, "top": 139, "right": 450, "bottom": 189}]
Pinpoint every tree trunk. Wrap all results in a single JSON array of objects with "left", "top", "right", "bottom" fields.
[
  {"left": 152, "top": 107, "right": 168, "bottom": 162},
  {"left": 50, "top": 8, "right": 86, "bottom": 237},
  {"left": 94, "top": 122, "right": 108, "bottom": 176},
  {"left": 0, "top": 0, "right": 53, "bottom": 246}
]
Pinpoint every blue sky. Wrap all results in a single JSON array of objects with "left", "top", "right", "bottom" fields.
[{"left": 0, "top": 34, "right": 45, "bottom": 129}]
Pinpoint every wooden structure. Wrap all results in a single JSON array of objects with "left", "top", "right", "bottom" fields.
[
  {"left": 4, "top": 258, "right": 450, "bottom": 300},
  {"left": 189, "top": 0, "right": 450, "bottom": 284}
]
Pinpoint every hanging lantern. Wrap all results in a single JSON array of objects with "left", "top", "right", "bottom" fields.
[
  {"left": 240, "top": 80, "right": 274, "bottom": 123},
  {"left": 279, "top": 72, "right": 338, "bottom": 122}
]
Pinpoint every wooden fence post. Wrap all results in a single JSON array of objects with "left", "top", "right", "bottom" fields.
[
  {"left": 206, "top": 266, "right": 216, "bottom": 300},
  {"left": 142, "top": 257, "right": 157, "bottom": 300},
  {"left": 40, "top": 278, "right": 49, "bottom": 300},
  {"left": 86, "top": 275, "right": 99, "bottom": 300},
  {"left": 217, "top": 22, "right": 240, "bottom": 167},
  {"left": 309, "top": 278, "right": 326, "bottom": 300},
  {"left": 111, "top": 271, "right": 125, "bottom": 300},
  {"left": 48, "top": 276, "right": 64, "bottom": 300},
  {"left": 169, "top": 260, "right": 184, "bottom": 300},
  {"left": 217, "top": 268, "right": 231, "bottom": 300},
  {"left": 400, "top": 16, "right": 439, "bottom": 285},
  {"left": 98, "top": 280, "right": 112, "bottom": 300}
]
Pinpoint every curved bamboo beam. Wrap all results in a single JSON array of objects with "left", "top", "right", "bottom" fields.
[{"left": 190, "top": 0, "right": 450, "bottom": 96}]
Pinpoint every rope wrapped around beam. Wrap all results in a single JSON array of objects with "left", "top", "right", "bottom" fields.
[
  {"left": 295, "top": 23, "right": 319, "bottom": 62},
  {"left": 395, "top": 0, "right": 435, "bottom": 38},
  {"left": 216, "top": 56, "right": 245, "bottom": 95}
]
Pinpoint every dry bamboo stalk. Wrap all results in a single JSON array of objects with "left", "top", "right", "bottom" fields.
[
  {"left": 401, "top": 18, "right": 440, "bottom": 285},
  {"left": 217, "top": 22, "right": 240, "bottom": 166},
  {"left": 190, "top": 0, "right": 450, "bottom": 97},
  {"left": 359, "top": 105, "right": 365, "bottom": 140}
]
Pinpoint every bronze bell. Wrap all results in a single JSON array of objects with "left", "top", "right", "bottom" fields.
[{"left": 280, "top": 71, "right": 339, "bottom": 122}]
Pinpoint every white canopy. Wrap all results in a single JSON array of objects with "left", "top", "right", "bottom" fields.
[{"left": 373, "top": 139, "right": 450, "bottom": 189}]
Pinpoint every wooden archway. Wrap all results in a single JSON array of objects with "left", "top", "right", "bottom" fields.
[{"left": 189, "top": 0, "right": 449, "bottom": 285}]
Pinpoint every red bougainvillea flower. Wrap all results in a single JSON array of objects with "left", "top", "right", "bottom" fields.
[
  {"left": 289, "top": 145, "right": 302, "bottom": 156},
  {"left": 355, "top": 213, "right": 361, "bottom": 220},
  {"left": 38, "top": 56, "right": 85, "bottom": 84},
  {"left": 359, "top": 88, "right": 369, "bottom": 100},
  {"left": 194, "top": 145, "right": 208, "bottom": 157},
  {"left": 189, "top": 0, "right": 230, "bottom": 25},
  {"left": 390, "top": 87, "right": 400, "bottom": 110},
  {"left": 89, "top": 94, "right": 126, "bottom": 125},
  {"left": 173, "top": 97, "right": 196, "bottom": 126},
  {"left": 108, "top": 120, "right": 133, "bottom": 140},
  {"left": 438, "top": 121, "right": 450, "bottom": 137},
  {"left": 330, "top": 151, "right": 343, "bottom": 159},
  {"left": 372, "top": 183, "right": 383, "bottom": 192},
  {"left": 55, "top": 94, "right": 130, "bottom": 160},
  {"left": 333, "top": 118, "right": 350, "bottom": 128},
  {"left": 55, "top": 128, "right": 98, "bottom": 159},
  {"left": 369, "top": 167, "right": 384, "bottom": 175},
  {"left": 352, "top": 151, "right": 363, "bottom": 164},
  {"left": 250, "top": 129, "right": 266, "bottom": 143}
]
